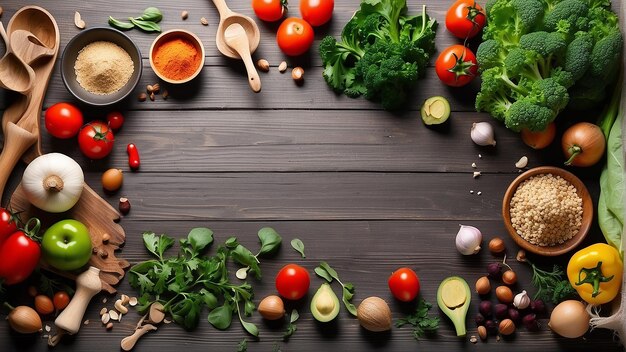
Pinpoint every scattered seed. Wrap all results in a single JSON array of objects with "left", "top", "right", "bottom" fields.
[
  {"left": 470, "top": 190, "right": 474, "bottom": 194},
  {"left": 103, "top": 298, "right": 108, "bottom": 304},
  {"left": 470, "top": 336, "right": 478, "bottom": 344},
  {"left": 257, "top": 59, "right": 270, "bottom": 72},
  {"left": 478, "top": 326, "right": 488, "bottom": 340},
  {"left": 163, "top": 318, "right": 172, "bottom": 324},
  {"left": 100, "top": 307, "right": 108, "bottom": 316},
  {"left": 515, "top": 156, "right": 528, "bottom": 169},
  {"left": 516, "top": 249, "right": 527, "bottom": 263},
  {"left": 200, "top": 17, "right": 208, "bottom": 26},
  {"left": 149, "top": 92, "right": 155, "bottom": 101},
  {"left": 121, "top": 294, "right": 130, "bottom": 305},
  {"left": 84, "top": 320, "right": 90, "bottom": 325},
  {"left": 472, "top": 162, "right": 477, "bottom": 168},
  {"left": 45, "top": 325, "right": 51, "bottom": 332},
  {"left": 181, "top": 11, "right": 189, "bottom": 20},
  {"left": 162, "top": 90, "right": 169, "bottom": 100},
  {"left": 235, "top": 267, "right": 248, "bottom": 280},
  {"left": 478, "top": 154, "right": 482, "bottom": 159},
  {"left": 473, "top": 171, "right": 481, "bottom": 178},
  {"left": 102, "top": 313, "right": 111, "bottom": 324},
  {"left": 477, "top": 191, "right": 482, "bottom": 195},
  {"left": 129, "top": 297, "right": 138, "bottom": 306},
  {"left": 109, "top": 310, "right": 119, "bottom": 321},
  {"left": 278, "top": 61, "right": 287, "bottom": 73},
  {"left": 74, "top": 11, "right": 86, "bottom": 29},
  {"left": 147, "top": 84, "right": 154, "bottom": 93},
  {"left": 102, "top": 233, "right": 111, "bottom": 244},
  {"left": 292, "top": 67, "right": 304, "bottom": 85},
  {"left": 151, "top": 83, "right": 160, "bottom": 94},
  {"left": 496, "top": 335, "right": 501, "bottom": 342},
  {"left": 115, "top": 299, "right": 129, "bottom": 314},
  {"left": 106, "top": 322, "right": 114, "bottom": 330},
  {"left": 138, "top": 93, "right": 147, "bottom": 102}
]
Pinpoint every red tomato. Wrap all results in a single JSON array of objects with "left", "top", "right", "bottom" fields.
[
  {"left": 252, "top": 0, "right": 286, "bottom": 22},
  {"left": 435, "top": 45, "right": 478, "bottom": 87},
  {"left": 44, "top": 102, "right": 84, "bottom": 139},
  {"left": 276, "top": 18, "right": 315, "bottom": 56},
  {"left": 275, "top": 264, "right": 310, "bottom": 300},
  {"left": 53, "top": 291, "right": 71, "bottom": 311},
  {"left": 0, "top": 208, "right": 18, "bottom": 246},
  {"left": 106, "top": 111, "right": 125, "bottom": 131},
  {"left": 445, "top": 0, "right": 486, "bottom": 39},
  {"left": 388, "top": 267, "right": 420, "bottom": 302},
  {"left": 78, "top": 121, "right": 115, "bottom": 159},
  {"left": 0, "top": 231, "right": 41, "bottom": 285},
  {"left": 300, "top": 0, "right": 334, "bottom": 27}
]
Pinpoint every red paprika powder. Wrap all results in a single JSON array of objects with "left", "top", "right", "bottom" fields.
[{"left": 152, "top": 37, "right": 201, "bottom": 81}]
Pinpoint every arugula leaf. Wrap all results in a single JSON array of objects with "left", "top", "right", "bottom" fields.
[
  {"left": 129, "top": 18, "right": 161, "bottom": 32},
  {"left": 257, "top": 227, "right": 282, "bottom": 256},
  {"left": 342, "top": 285, "right": 358, "bottom": 316},
  {"left": 319, "top": 261, "right": 339, "bottom": 281},
  {"left": 283, "top": 309, "right": 299, "bottom": 340},
  {"left": 396, "top": 298, "right": 439, "bottom": 340},
  {"left": 314, "top": 262, "right": 357, "bottom": 316},
  {"left": 314, "top": 267, "right": 333, "bottom": 282},
  {"left": 108, "top": 16, "right": 134, "bottom": 30},
  {"left": 142, "top": 232, "right": 174, "bottom": 259},
  {"left": 208, "top": 303, "right": 233, "bottom": 330},
  {"left": 290, "top": 238, "right": 306, "bottom": 258}
]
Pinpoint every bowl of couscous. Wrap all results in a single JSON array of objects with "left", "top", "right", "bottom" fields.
[{"left": 502, "top": 166, "right": 593, "bottom": 256}]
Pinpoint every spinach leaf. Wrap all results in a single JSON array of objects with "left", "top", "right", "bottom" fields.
[
  {"left": 257, "top": 227, "right": 282, "bottom": 256},
  {"left": 108, "top": 16, "right": 134, "bottom": 30},
  {"left": 290, "top": 238, "right": 306, "bottom": 258},
  {"left": 208, "top": 303, "right": 233, "bottom": 330},
  {"left": 129, "top": 18, "right": 161, "bottom": 32},
  {"left": 138, "top": 7, "right": 163, "bottom": 22}
]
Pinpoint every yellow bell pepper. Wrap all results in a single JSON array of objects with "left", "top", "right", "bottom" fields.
[{"left": 567, "top": 243, "right": 623, "bottom": 305}]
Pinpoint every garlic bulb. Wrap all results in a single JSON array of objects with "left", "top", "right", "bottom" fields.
[
  {"left": 22, "top": 153, "right": 84, "bottom": 213},
  {"left": 471, "top": 122, "right": 497, "bottom": 146},
  {"left": 455, "top": 225, "right": 482, "bottom": 255},
  {"left": 513, "top": 290, "right": 531, "bottom": 309}
]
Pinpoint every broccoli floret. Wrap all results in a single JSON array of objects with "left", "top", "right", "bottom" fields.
[
  {"left": 476, "top": 39, "right": 507, "bottom": 71},
  {"left": 519, "top": 31, "right": 567, "bottom": 76},
  {"left": 550, "top": 67, "right": 574, "bottom": 88},
  {"left": 589, "top": 30, "right": 623, "bottom": 80},
  {"left": 543, "top": 0, "right": 589, "bottom": 33},
  {"left": 505, "top": 100, "right": 555, "bottom": 131},
  {"left": 476, "top": 91, "right": 512, "bottom": 121},
  {"left": 504, "top": 48, "right": 542, "bottom": 80},
  {"left": 563, "top": 33, "right": 594, "bottom": 80},
  {"left": 483, "top": 0, "right": 544, "bottom": 45},
  {"left": 527, "top": 77, "right": 570, "bottom": 112}
]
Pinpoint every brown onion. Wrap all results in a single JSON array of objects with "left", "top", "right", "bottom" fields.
[
  {"left": 258, "top": 295, "right": 285, "bottom": 320},
  {"left": 7, "top": 305, "right": 42, "bottom": 333},
  {"left": 562, "top": 122, "right": 606, "bottom": 167}
]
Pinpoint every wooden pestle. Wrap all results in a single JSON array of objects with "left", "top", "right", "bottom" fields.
[{"left": 55, "top": 266, "right": 102, "bottom": 334}]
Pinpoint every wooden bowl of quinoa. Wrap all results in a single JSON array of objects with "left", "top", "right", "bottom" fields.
[{"left": 502, "top": 166, "right": 593, "bottom": 256}]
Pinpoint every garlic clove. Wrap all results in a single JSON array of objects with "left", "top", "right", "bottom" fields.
[
  {"left": 455, "top": 225, "right": 482, "bottom": 255},
  {"left": 513, "top": 290, "right": 531, "bottom": 310},
  {"left": 471, "top": 122, "right": 497, "bottom": 147}
]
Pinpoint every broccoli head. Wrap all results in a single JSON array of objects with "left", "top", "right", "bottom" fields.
[
  {"left": 505, "top": 100, "right": 555, "bottom": 131},
  {"left": 543, "top": 0, "right": 589, "bottom": 34},
  {"left": 519, "top": 31, "right": 566, "bottom": 58},
  {"left": 476, "top": 39, "right": 508, "bottom": 72},
  {"left": 483, "top": 0, "right": 545, "bottom": 45},
  {"left": 563, "top": 33, "right": 594, "bottom": 81},
  {"left": 527, "top": 77, "right": 570, "bottom": 112},
  {"left": 589, "top": 30, "right": 623, "bottom": 81}
]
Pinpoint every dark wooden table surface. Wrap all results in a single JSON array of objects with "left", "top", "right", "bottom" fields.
[{"left": 0, "top": 0, "right": 623, "bottom": 351}]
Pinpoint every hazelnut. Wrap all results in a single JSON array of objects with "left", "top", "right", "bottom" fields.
[
  {"left": 502, "top": 270, "right": 517, "bottom": 285},
  {"left": 257, "top": 59, "right": 270, "bottom": 72},
  {"left": 498, "top": 319, "right": 515, "bottom": 335},
  {"left": 495, "top": 286, "right": 513, "bottom": 304},
  {"left": 278, "top": 61, "right": 287, "bottom": 73},
  {"left": 488, "top": 237, "right": 506, "bottom": 255},
  {"left": 292, "top": 67, "right": 304, "bottom": 85},
  {"left": 475, "top": 276, "right": 491, "bottom": 295},
  {"left": 200, "top": 17, "right": 208, "bottom": 26},
  {"left": 162, "top": 89, "right": 169, "bottom": 100},
  {"left": 181, "top": 11, "right": 189, "bottom": 20},
  {"left": 138, "top": 93, "right": 147, "bottom": 102},
  {"left": 149, "top": 92, "right": 155, "bottom": 101},
  {"left": 516, "top": 249, "right": 527, "bottom": 262},
  {"left": 106, "top": 322, "right": 114, "bottom": 330},
  {"left": 119, "top": 198, "right": 131, "bottom": 215}
]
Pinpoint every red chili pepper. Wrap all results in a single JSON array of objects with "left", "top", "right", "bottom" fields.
[{"left": 127, "top": 143, "right": 140, "bottom": 170}]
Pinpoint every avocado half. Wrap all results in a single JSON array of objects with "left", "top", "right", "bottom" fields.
[
  {"left": 421, "top": 96, "right": 451, "bottom": 125},
  {"left": 311, "top": 283, "right": 340, "bottom": 322}
]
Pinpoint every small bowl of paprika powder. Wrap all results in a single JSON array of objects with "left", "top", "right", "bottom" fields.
[{"left": 149, "top": 29, "right": 205, "bottom": 84}]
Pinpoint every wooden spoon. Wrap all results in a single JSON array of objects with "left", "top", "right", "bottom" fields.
[
  {"left": 10, "top": 29, "right": 55, "bottom": 65},
  {"left": 224, "top": 23, "right": 261, "bottom": 92},
  {"left": 211, "top": 0, "right": 261, "bottom": 92},
  {"left": 0, "top": 22, "right": 35, "bottom": 94}
]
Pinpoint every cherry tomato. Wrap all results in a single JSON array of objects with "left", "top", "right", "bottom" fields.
[
  {"left": 521, "top": 122, "right": 556, "bottom": 150},
  {"left": 276, "top": 18, "right": 315, "bottom": 56},
  {"left": 275, "top": 264, "right": 310, "bottom": 300},
  {"left": 106, "top": 111, "right": 125, "bottom": 131},
  {"left": 445, "top": 0, "right": 486, "bottom": 39},
  {"left": 252, "top": 0, "right": 286, "bottom": 22},
  {"left": 435, "top": 45, "right": 478, "bottom": 87},
  {"left": 0, "top": 231, "right": 41, "bottom": 285},
  {"left": 0, "top": 208, "right": 18, "bottom": 246},
  {"left": 44, "top": 102, "right": 84, "bottom": 139},
  {"left": 388, "top": 267, "right": 420, "bottom": 302},
  {"left": 53, "top": 291, "right": 71, "bottom": 311},
  {"left": 78, "top": 121, "right": 115, "bottom": 159},
  {"left": 300, "top": 0, "right": 334, "bottom": 27}
]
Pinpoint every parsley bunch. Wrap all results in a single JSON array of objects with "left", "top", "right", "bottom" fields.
[
  {"left": 527, "top": 261, "right": 577, "bottom": 304},
  {"left": 395, "top": 298, "right": 439, "bottom": 340},
  {"left": 129, "top": 227, "right": 282, "bottom": 334}
]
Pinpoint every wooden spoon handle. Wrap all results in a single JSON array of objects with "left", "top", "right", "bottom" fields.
[
  {"left": 240, "top": 50, "right": 261, "bottom": 93},
  {"left": 211, "top": 0, "right": 233, "bottom": 18},
  {"left": 0, "top": 122, "right": 37, "bottom": 202}
]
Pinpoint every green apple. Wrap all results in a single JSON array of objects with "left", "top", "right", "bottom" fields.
[{"left": 41, "top": 219, "right": 92, "bottom": 271}]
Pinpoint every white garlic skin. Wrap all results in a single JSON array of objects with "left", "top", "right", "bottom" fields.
[
  {"left": 471, "top": 122, "right": 497, "bottom": 146},
  {"left": 513, "top": 290, "right": 531, "bottom": 309},
  {"left": 455, "top": 225, "right": 483, "bottom": 255}
]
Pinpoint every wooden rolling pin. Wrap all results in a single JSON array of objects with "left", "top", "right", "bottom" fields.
[{"left": 55, "top": 266, "right": 101, "bottom": 334}]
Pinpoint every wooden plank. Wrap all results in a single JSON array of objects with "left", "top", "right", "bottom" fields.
[
  {"left": 72, "top": 171, "right": 599, "bottom": 221},
  {"left": 31, "top": 110, "right": 571, "bottom": 173}
]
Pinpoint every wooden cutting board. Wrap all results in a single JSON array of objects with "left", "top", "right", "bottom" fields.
[{"left": 10, "top": 184, "right": 130, "bottom": 294}]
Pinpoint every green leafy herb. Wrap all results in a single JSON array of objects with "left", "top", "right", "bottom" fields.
[
  {"left": 527, "top": 261, "right": 577, "bottom": 304},
  {"left": 108, "top": 7, "right": 162, "bottom": 32},
  {"left": 235, "top": 227, "right": 283, "bottom": 279},
  {"left": 128, "top": 228, "right": 274, "bottom": 333},
  {"left": 314, "top": 261, "right": 357, "bottom": 316},
  {"left": 237, "top": 338, "right": 247, "bottom": 352},
  {"left": 290, "top": 238, "right": 306, "bottom": 258},
  {"left": 258, "top": 227, "right": 282, "bottom": 256},
  {"left": 396, "top": 298, "right": 439, "bottom": 340},
  {"left": 283, "top": 309, "right": 299, "bottom": 340}
]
